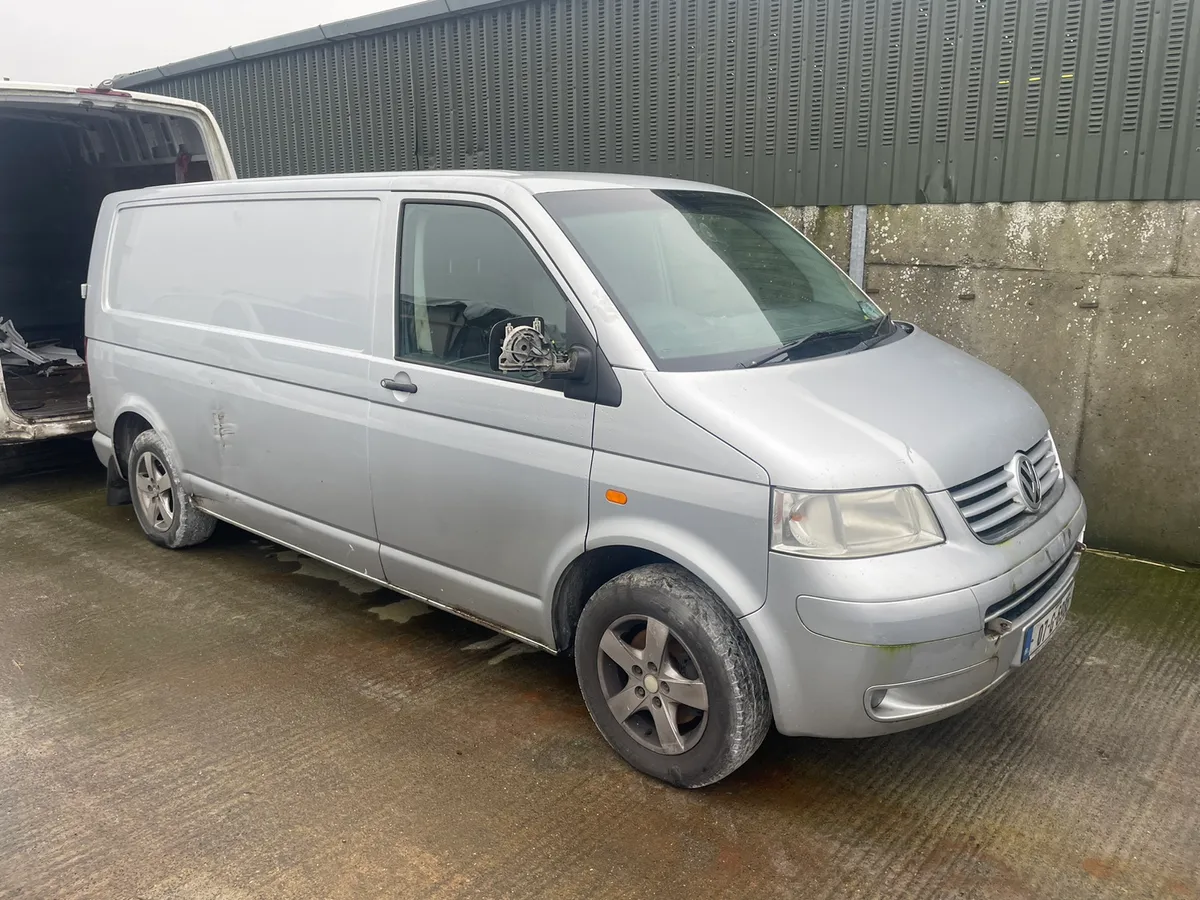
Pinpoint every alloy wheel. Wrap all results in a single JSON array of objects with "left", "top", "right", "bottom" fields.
[
  {"left": 595, "top": 614, "right": 710, "bottom": 755},
  {"left": 134, "top": 451, "right": 175, "bottom": 533}
]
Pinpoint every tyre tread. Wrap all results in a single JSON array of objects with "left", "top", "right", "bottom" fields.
[
  {"left": 128, "top": 430, "right": 216, "bottom": 549},
  {"left": 578, "top": 562, "right": 772, "bottom": 788}
]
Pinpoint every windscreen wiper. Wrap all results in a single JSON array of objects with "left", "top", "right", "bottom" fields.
[
  {"left": 739, "top": 314, "right": 893, "bottom": 369},
  {"left": 846, "top": 312, "right": 895, "bottom": 353}
]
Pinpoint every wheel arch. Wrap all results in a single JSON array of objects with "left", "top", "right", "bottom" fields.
[
  {"left": 109, "top": 396, "right": 170, "bottom": 478},
  {"left": 551, "top": 534, "right": 766, "bottom": 656},
  {"left": 113, "top": 411, "right": 153, "bottom": 478},
  {"left": 551, "top": 545, "right": 670, "bottom": 654}
]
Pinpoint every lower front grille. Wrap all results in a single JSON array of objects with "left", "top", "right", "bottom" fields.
[
  {"left": 985, "top": 549, "right": 1076, "bottom": 623},
  {"left": 950, "top": 432, "right": 1063, "bottom": 543}
]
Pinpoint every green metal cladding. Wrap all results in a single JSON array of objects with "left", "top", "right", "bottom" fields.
[{"left": 118, "top": 0, "right": 1200, "bottom": 205}]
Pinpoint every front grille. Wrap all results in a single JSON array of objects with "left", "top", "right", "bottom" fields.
[
  {"left": 985, "top": 549, "right": 1075, "bottom": 623},
  {"left": 950, "top": 433, "right": 1063, "bottom": 543}
]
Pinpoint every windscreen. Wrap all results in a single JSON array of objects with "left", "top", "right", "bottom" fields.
[{"left": 539, "top": 189, "right": 884, "bottom": 371}]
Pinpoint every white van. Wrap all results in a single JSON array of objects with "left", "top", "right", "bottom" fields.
[
  {"left": 86, "top": 172, "right": 1085, "bottom": 787},
  {"left": 0, "top": 81, "right": 233, "bottom": 446}
]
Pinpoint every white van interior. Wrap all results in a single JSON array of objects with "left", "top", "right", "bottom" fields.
[{"left": 0, "top": 90, "right": 218, "bottom": 426}]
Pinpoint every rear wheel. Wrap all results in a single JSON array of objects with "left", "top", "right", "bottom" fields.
[
  {"left": 127, "top": 430, "right": 215, "bottom": 549},
  {"left": 575, "top": 563, "right": 771, "bottom": 788}
]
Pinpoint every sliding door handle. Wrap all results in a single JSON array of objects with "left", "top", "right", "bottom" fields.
[{"left": 380, "top": 375, "right": 418, "bottom": 394}]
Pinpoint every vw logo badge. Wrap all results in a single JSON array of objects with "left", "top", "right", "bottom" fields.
[{"left": 1010, "top": 452, "right": 1044, "bottom": 512}]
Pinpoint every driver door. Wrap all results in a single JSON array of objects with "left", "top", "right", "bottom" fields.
[{"left": 366, "top": 196, "right": 595, "bottom": 645}]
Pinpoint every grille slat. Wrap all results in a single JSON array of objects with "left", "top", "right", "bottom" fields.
[
  {"left": 959, "top": 485, "right": 1017, "bottom": 520},
  {"left": 951, "top": 467, "right": 1010, "bottom": 503},
  {"left": 1028, "top": 440, "right": 1052, "bottom": 463},
  {"left": 950, "top": 433, "right": 1063, "bottom": 543},
  {"left": 970, "top": 498, "right": 1027, "bottom": 533},
  {"left": 985, "top": 548, "right": 1075, "bottom": 623}
]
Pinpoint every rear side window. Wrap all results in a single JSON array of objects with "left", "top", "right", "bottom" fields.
[{"left": 107, "top": 198, "right": 381, "bottom": 351}]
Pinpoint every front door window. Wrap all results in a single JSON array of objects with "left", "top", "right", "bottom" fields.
[{"left": 397, "top": 202, "right": 569, "bottom": 383}]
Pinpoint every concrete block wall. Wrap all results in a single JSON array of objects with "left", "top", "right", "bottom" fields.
[{"left": 782, "top": 201, "right": 1200, "bottom": 566}]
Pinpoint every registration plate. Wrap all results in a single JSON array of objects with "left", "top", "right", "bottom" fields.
[{"left": 1020, "top": 586, "right": 1073, "bottom": 664}]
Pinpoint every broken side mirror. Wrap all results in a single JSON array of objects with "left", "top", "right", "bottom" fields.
[{"left": 488, "top": 316, "right": 592, "bottom": 381}]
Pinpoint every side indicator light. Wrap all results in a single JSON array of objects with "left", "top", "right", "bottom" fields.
[{"left": 605, "top": 489, "right": 628, "bottom": 505}]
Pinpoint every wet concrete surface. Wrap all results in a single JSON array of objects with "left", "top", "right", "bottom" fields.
[{"left": 2, "top": 458, "right": 1199, "bottom": 899}]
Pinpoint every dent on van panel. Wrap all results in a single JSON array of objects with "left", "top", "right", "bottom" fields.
[
  {"left": 212, "top": 411, "right": 237, "bottom": 449},
  {"left": 195, "top": 367, "right": 376, "bottom": 556}
]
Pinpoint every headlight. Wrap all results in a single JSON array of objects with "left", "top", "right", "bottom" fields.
[{"left": 771, "top": 486, "right": 944, "bottom": 558}]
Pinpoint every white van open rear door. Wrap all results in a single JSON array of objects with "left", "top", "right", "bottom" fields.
[{"left": 0, "top": 82, "right": 235, "bottom": 444}]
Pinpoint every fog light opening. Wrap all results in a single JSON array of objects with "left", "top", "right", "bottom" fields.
[{"left": 868, "top": 688, "right": 888, "bottom": 710}]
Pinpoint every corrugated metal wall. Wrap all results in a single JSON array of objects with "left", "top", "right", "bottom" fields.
[{"left": 142, "top": 0, "right": 1200, "bottom": 205}]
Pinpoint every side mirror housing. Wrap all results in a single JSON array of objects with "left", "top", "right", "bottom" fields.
[{"left": 488, "top": 316, "right": 591, "bottom": 381}]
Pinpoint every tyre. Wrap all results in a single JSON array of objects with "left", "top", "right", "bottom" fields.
[
  {"left": 127, "top": 429, "right": 216, "bottom": 549},
  {"left": 575, "top": 562, "right": 772, "bottom": 788}
]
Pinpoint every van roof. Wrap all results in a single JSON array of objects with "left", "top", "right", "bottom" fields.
[
  {"left": 0, "top": 80, "right": 219, "bottom": 116},
  {"left": 105, "top": 170, "right": 746, "bottom": 201}
]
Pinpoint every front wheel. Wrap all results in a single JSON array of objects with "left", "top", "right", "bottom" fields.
[{"left": 575, "top": 563, "right": 772, "bottom": 788}]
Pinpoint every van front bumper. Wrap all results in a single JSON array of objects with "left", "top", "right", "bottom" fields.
[{"left": 740, "top": 477, "right": 1087, "bottom": 738}]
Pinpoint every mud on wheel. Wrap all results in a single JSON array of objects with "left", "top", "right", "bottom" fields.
[
  {"left": 574, "top": 562, "right": 772, "bottom": 788},
  {"left": 127, "top": 429, "right": 216, "bottom": 549}
]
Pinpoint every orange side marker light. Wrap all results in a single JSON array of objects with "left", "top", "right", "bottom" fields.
[{"left": 605, "top": 489, "right": 628, "bottom": 505}]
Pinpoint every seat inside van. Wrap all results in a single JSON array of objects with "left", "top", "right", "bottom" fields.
[{"left": 0, "top": 100, "right": 215, "bottom": 422}]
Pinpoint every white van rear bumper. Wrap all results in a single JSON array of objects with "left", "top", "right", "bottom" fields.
[{"left": 0, "top": 409, "right": 94, "bottom": 444}]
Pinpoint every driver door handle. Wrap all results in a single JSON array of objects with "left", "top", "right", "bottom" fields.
[{"left": 381, "top": 374, "right": 418, "bottom": 394}]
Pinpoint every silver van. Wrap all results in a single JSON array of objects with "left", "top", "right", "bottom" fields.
[
  {"left": 0, "top": 81, "right": 233, "bottom": 447},
  {"left": 85, "top": 172, "right": 1086, "bottom": 787}
]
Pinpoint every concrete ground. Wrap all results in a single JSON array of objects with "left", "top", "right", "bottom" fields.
[{"left": 2, "top": 450, "right": 1198, "bottom": 900}]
